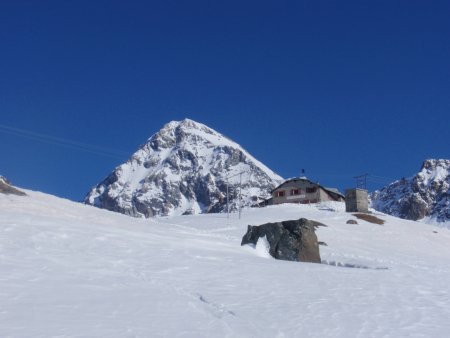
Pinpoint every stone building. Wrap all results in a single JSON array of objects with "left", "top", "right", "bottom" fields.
[{"left": 345, "top": 188, "right": 369, "bottom": 212}]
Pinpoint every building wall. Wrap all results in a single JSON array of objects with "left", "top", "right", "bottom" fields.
[
  {"left": 318, "top": 188, "right": 337, "bottom": 202},
  {"left": 345, "top": 188, "right": 368, "bottom": 212},
  {"left": 272, "top": 180, "right": 321, "bottom": 205}
]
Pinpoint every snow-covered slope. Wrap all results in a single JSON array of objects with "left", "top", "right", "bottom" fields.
[
  {"left": 371, "top": 159, "right": 449, "bottom": 224},
  {"left": 85, "top": 118, "right": 283, "bottom": 217},
  {"left": 2, "top": 188, "right": 450, "bottom": 337}
]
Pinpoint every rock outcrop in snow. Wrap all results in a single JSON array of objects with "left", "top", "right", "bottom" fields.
[
  {"left": 371, "top": 159, "right": 449, "bottom": 222},
  {"left": 241, "top": 218, "right": 322, "bottom": 263},
  {"left": 0, "top": 176, "right": 26, "bottom": 196},
  {"left": 85, "top": 119, "right": 283, "bottom": 217}
]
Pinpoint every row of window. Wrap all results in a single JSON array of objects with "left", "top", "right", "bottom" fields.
[{"left": 275, "top": 187, "right": 317, "bottom": 197}]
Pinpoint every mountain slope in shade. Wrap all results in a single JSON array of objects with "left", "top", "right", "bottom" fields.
[
  {"left": 371, "top": 159, "right": 449, "bottom": 223},
  {"left": 85, "top": 119, "right": 283, "bottom": 217}
]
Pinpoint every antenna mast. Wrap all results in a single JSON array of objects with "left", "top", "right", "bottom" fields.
[
  {"left": 225, "top": 170, "right": 247, "bottom": 219},
  {"left": 353, "top": 173, "right": 368, "bottom": 190}
]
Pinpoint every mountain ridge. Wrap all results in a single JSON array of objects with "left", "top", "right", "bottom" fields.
[
  {"left": 85, "top": 118, "right": 283, "bottom": 217},
  {"left": 371, "top": 159, "right": 449, "bottom": 223}
]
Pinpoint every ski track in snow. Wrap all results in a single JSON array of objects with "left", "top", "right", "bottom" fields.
[{"left": 1, "top": 190, "right": 450, "bottom": 337}]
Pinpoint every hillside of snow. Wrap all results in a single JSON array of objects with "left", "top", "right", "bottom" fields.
[
  {"left": 85, "top": 119, "right": 283, "bottom": 218},
  {"left": 2, "top": 188, "right": 450, "bottom": 337}
]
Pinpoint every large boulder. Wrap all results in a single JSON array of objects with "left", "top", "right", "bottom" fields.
[{"left": 241, "top": 218, "right": 321, "bottom": 263}]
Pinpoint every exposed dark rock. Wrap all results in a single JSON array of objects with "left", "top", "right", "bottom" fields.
[
  {"left": 182, "top": 208, "right": 195, "bottom": 215},
  {"left": 241, "top": 218, "right": 321, "bottom": 263},
  {"left": 399, "top": 194, "right": 428, "bottom": 220},
  {"left": 0, "top": 176, "right": 26, "bottom": 196},
  {"left": 353, "top": 213, "right": 385, "bottom": 225},
  {"left": 346, "top": 219, "right": 358, "bottom": 224}
]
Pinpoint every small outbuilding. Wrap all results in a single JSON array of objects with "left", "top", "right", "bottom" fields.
[
  {"left": 271, "top": 177, "right": 345, "bottom": 205},
  {"left": 345, "top": 188, "right": 369, "bottom": 212}
]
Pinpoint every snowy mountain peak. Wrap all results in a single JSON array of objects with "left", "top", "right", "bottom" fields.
[
  {"left": 371, "top": 159, "right": 449, "bottom": 223},
  {"left": 417, "top": 159, "right": 450, "bottom": 187},
  {"left": 158, "top": 119, "right": 212, "bottom": 137},
  {"left": 148, "top": 118, "right": 238, "bottom": 154},
  {"left": 85, "top": 119, "right": 283, "bottom": 217},
  {"left": 159, "top": 118, "right": 223, "bottom": 136},
  {"left": 171, "top": 118, "right": 212, "bottom": 131}
]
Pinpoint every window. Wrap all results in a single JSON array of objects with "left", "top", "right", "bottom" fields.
[
  {"left": 306, "top": 187, "right": 317, "bottom": 193},
  {"left": 290, "top": 189, "right": 300, "bottom": 196},
  {"left": 275, "top": 190, "right": 285, "bottom": 197}
]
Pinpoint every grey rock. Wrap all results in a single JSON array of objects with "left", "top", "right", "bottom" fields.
[
  {"left": 346, "top": 219, "right": 358, "bottom": 224},
  {"left": 241, "top": 218, "right": 321, "bottom": 263}
]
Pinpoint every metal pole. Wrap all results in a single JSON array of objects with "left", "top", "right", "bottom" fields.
[
  {"left": 226, "top": 177, "right": 229, "bottom": 219},
  {"left": 353, "top": 173, "right": 369, "bottom": 190},
  {"left": 238, "top": 172, "right": 242, "bottom": 219},
  {"left": 225, "top": 170, "right": 247, "bottom": 219}
]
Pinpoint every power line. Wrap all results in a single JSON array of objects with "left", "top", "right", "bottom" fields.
[
  {"left": 225, "top": 170, "right": 248, "bottom": 219},
  {"left": 0, "top": 123, "right": 129, "bottom": 159},
  {"left": 369, "top": 175, "right": 396, "bottom": 182},
  {"left": 367, "top": 178, "right": 393, "bottom": 184}
]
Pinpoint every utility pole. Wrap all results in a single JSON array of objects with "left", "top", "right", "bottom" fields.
[
  {"left": 238, "top": 172, "right": 242, "bottom": 219},
  {"left": 226, "top": 176, "right": 229, "bottom": 219},
  {"left": 225, "top": 170, "right": 247, "bottom": 219},
  {"left": 353, "top": 173, "right": 369, "bottom": 190}
]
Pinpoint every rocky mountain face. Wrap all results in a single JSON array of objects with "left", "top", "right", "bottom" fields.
[
  {"left": 370, "top": 159, "right": 449, "bottom": 223},
  {"left": 85, "top": 119, "right": 283, "bottom": 217}
]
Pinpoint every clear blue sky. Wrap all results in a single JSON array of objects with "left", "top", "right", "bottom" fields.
[{"left": 1, "top": 0, "right": 449, "bottom": 201}]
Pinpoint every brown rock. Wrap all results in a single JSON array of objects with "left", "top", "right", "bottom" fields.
[{"left": 241, "top": 218, "right": 321, "bottom": 263}]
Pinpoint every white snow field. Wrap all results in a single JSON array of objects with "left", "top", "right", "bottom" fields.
[{"left": 1, "top": 190, "right": 450, "bottom": 337}]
